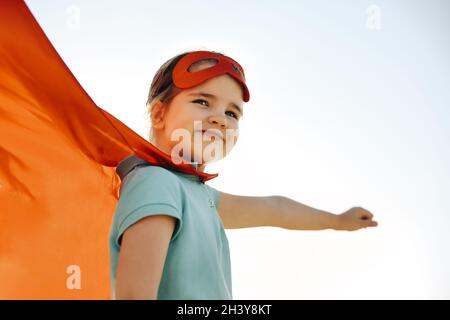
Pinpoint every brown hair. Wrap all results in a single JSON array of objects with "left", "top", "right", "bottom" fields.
[{"left": 146, "top": 49, "right": 225, "bottom": 142}]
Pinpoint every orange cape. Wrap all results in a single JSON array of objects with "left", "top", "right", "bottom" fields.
[{"left": 0, "top": 0, "right": 217, "bottom": 299}]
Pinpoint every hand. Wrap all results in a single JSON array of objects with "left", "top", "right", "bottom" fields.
[{"left": 335, "top": 207, "right": 378, "bottom": 231}]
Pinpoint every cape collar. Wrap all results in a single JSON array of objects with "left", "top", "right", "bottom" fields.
[{"left": 116, "top": 155, "right": 208, "bottom": 183}]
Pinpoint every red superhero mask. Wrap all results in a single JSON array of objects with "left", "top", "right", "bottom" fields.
[{"left": 172, "top": 50, "right": 250, "bottom": 102}]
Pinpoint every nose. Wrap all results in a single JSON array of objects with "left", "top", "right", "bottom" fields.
[{"left": 208, "top": 113, "right": 227, "bottom": 129}]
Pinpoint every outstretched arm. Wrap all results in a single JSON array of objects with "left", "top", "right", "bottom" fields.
[{"left": 217, "top": 191, "right": 378, "bottom": 231}]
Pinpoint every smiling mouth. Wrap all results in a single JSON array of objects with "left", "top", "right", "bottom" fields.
[{"left": 200, "top": 129, "right": 224, "bottom": 141}]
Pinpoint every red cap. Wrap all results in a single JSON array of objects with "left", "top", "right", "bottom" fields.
[{"left": 172, "top": 50, "right": 250, "bottom": 102}]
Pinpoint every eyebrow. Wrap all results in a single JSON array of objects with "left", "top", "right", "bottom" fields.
[{"left": 188, "top": 92, "right": 243, "bottom": 117}]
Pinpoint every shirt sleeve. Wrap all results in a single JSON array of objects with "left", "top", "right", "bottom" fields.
[{"left": 113, "top": 165, "right": 183, "bottom": 247}]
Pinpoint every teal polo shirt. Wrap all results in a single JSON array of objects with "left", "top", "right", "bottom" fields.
[{"left": 109, "top": 162, "right": 232, "bottom": 300}]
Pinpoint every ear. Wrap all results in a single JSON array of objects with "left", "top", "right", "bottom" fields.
[{"left": 150, "top": 100, "right": 167, "bottom": 130}]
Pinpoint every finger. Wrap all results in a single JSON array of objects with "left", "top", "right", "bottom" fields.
[
  {"left": 360, "top": 216, "right": 372, "bottom": 225},
  {"left": 360, "top": 212, "right": 372, "bottom": 220},
  {"left": 366, "top": 220, "right": 378, "bottom": 227},
  {"left": 357, "top": 206, "right": 373, "bottom": 215},
  {"left": 361, "top": 209, "right": 373, "bottom": 219}
]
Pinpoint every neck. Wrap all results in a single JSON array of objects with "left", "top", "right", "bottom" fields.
[{"left": 152, "top": 141, "right": 207, "bottom": 173}]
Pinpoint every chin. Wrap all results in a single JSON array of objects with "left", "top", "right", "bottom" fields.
[{"left": 191, "top": 149, "right": 226, "bottom": 164}]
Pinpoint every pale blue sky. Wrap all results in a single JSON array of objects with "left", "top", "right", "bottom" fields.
[{"left": 25, "top": 0, "right": 450, "bottom": 299}]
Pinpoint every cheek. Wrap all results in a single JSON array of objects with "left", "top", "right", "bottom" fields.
[
  {"left": 164, "top": 113, "right": 195, "bottom": 138},
  {"left": 225, "top": 124, "right": 239, "bottom": 144},
  {"left": 169, "top": 105, "right": 204, "bottom": 131}
]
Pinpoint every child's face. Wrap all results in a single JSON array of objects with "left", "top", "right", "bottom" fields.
[{"left": 151, "top": 65, "right": 244, "bottom": 170}]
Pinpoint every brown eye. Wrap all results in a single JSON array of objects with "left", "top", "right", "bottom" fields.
[
  {"left": 193, "top": 99, "right": 209, "bottom": 107},
  {"left": 226, "top": 111, "right": 238, "bottom": 119}
]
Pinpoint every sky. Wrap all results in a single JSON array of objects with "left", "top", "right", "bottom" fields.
[{"left": 25, "top": 0, "right": 450, "bottom": 299}]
